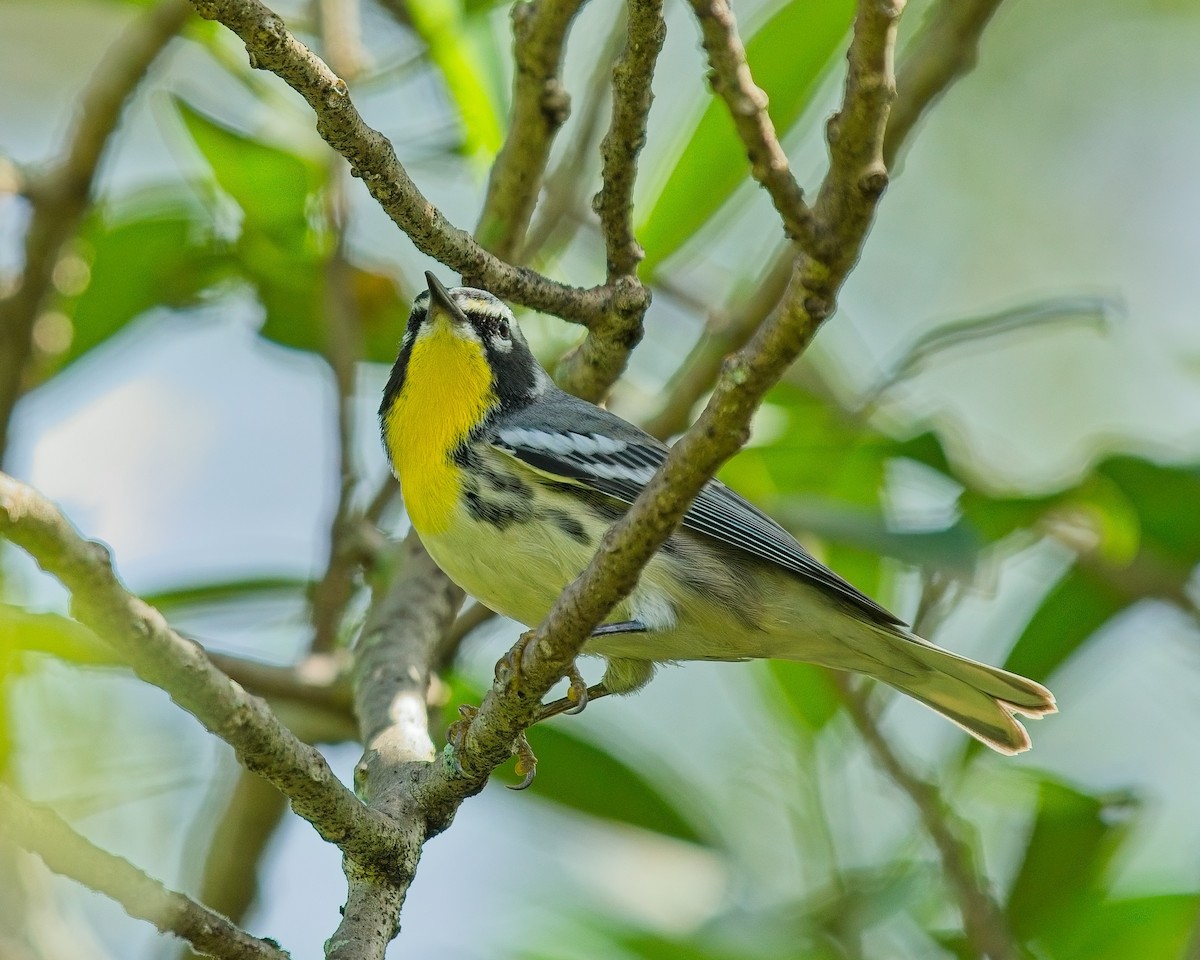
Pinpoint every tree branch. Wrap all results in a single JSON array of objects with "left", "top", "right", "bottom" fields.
[
  {"left": 686, "top": 0, "right": 816, "bottom": 251},
  {"left": 186, "top": 0, "right": 620, "bottom": 328},
  {"left": 594, "top": 0, "right": 664, "bottom": 282},
  {"left": 475, "top": 0, "right": 589, "bottom": 261},
  {"left": 0, "top": 473, "right": 406, "bottom": 871},
  {"left": 3, "top": 602, "right": 356, "bottom": 735},
  {"left": 835, "top": 677, "right": 1019, "bottom": 960},
  {"left": 0, "top": 784, "right": 289, "bottom": 960},
  {"left": 552, "top": 0, "right": 665, "bottom": 402},
  {"left": 0, "top": 0, "right": 190, "bottom": 466},
  {"left": 522, "top": 15, "right": 625, "bottom": 259},
  {"left": 811, "top": 0, "right": 901, "bottom": 270},
  {"left": 325, "top": 534, "right": 463, "bottom": 960},
  {"left": 884, "top": 0, "right": 1005, "bottom": 167}
]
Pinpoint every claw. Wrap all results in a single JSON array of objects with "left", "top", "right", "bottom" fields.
[
  {"left": 495, "top": 631, "right": 537, "bottom": 693},
  {"left": 444, "top": 703, "right": 479, "bottom": 777},
  {"left": 563, "top": 662, "right": 590, "bottom": 715},
  {"left": 537, "top": 682, "right": 611, "bottom": 722},
  {"left": 507, "top": 731, "right": 538, "bottom": 790}
]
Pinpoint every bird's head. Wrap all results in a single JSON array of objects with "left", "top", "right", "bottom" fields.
[{"left": 379, "top": 272, "right": 548, "bottom": 444}]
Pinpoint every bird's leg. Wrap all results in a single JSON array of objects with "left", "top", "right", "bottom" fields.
[
  {"left": 534, "top": 620, "right": 646, "bottom": 721},
  {"left": 492, "top": 622, "right": 649, "bottom": 784},
  {"left": 589, "top": 620, "right": 649, "bottom": 639},
  {"left": 537, "top": 681, "right": 611, "bottom": 722}
]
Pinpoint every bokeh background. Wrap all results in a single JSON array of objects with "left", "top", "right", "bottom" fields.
[{"left": 2, "top": 0, "right": 1200, "bottom": 957}]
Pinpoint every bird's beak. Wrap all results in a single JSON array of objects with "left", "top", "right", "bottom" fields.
[{"left": 425, "top": 271, "right": 470, "bottom": 329}]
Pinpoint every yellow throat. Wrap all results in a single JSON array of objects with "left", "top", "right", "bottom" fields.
[{"left": 384, "top": 322, "right": 496, "bottom": 534}]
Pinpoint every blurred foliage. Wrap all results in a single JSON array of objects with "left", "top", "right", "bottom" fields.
[
  {"left": 638, "top": 0, "right": 854, "bottom": 275},
  {"left": 1, "top": 0, "right": 1198, "bottom": 957}
]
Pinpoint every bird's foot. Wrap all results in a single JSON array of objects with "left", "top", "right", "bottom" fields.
[
  {"left": 494, "top": 630, "right": 539, "bottom": 695},
  {"left": 537, "top": 681, "right": 611, "bottom": 722},
  {"left": 507, "top": 731, "right": 538, "bottom": 791},
  {"left": 443, "top": 703, "right": 479, "bottom": 777}
]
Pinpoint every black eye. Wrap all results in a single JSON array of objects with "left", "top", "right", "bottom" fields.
[{"left": 497, "top": 319, "right": 510, "bottom": 339}]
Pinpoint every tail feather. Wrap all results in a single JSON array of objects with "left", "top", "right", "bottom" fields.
[{"left": 821, "top": 629, "right": 1057, "bottom": 755}]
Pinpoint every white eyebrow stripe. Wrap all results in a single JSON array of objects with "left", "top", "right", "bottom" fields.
[{"left": 458, "top": 296, "right": 510, "bottom": 318}]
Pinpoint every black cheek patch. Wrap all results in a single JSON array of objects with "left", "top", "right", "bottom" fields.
[{"left": 488, "top": 341, "right": 540, "bottom": 412}]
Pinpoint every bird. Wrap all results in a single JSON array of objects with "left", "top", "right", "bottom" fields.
[{"left": 379, "top": 272, "right": 1056, "bottom": 755}]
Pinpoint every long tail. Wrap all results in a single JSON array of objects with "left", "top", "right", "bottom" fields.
[{"left": 813, "top": 629, "right": 1057, "bottom": 755}]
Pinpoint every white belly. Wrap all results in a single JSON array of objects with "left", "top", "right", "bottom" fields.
[
  {"left": 416, "top": 479, "right": 882, "bottom": 671},
  {"left": 419, "top": 497, "right": 601, "bottom": 628}
]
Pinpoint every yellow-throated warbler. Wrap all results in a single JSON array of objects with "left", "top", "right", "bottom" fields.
[{"left": 379, "top": 273, "right": 1056, "bottom": 753}]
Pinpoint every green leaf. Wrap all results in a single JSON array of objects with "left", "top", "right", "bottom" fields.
[
  {"left": 0, "top": 604, "right": 116, "bottom": 670},
  {"left": 1099, "top": 457, "right": 1200, "bottom": 568},
  {"left": 141, "top": 576, "right": 310, "bottom": 613},
  {"left": 175, "top": 99, "right": 332, "bottom": 355},
  {"left": 1003, "top": 568, "right": 1125, "bottom": 682},
  {"left": 1007, "top": 781, "right": 1196, "bottom": 959},
  {"left": 175, "top": 99, "right": 323, "bottom": 236},
  {"left": 504, "top": 722, "right": 706, "bottom": 844},
  {"left": 1005, "top": 777, "right": 1135, "bottom": 947},
  {"left": 55, "top": 198, "right": 225, "bottom": 371},
  {"left": 719, "top": 384, "right": 892, "bottom": 506},
  {"left": 764, "top": 660, "right": 841, "bottom": 731},
  {"left": 1059, "top": 894, "right": 1199, "bottom": 960},
  {"left": 407, "top": 0, "right": 503, "bottom": 159},
  {"left": 638, "top": 0, "right": 854, "bottom": 275}
]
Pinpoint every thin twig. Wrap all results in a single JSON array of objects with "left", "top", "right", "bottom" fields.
[
  {"left": 310, "top": 0, "right": 370, "bottom": 648},
  {"left": 0, "top": 0, "right": 191, "bottom": 466},
  {"left": 884, "top": 0, "right": 1005, "bottom": 167},
  {"left": 433, "top": 602, "right": 498, "bottom": 673},
  {"left": 810, "top": 0, "right": 902, "bottom": 269},
  {"left": 0, "top": 785, "right": 290, "bottom": 960},
  {"left": 475, "top": 0, "right": 589, "bottom": 261},
  {"left": 550, "top": 0, "right": 665, "bottom": 402},
  {"left": 686, "top": 0, "right": 816, "bottom": 251},
  {"left": 594, "top": 0, "right": 665, "bottom": 282},
  {"left": 310, "top": 155, "right": 364, "bottom": 653},
  {"left": 187, "top": 0, "right": 627, "bottom": 328},
  {"left": 207, "top": 651, "right": 354, "bottom": 719},
  {"left": 362, "top": 475, "right": 399, "bottom": 526},
  {"left": 3, "top": 603, "right": 356, "bottom": 731},
  {"left": 651, "top": 0, "right": 1008, "bottom": 438},
  {"left": 0, "top": 472, "right": 406, "bottom": 872},
  {"left": 835, "top": 676, "right": 1019, "bottom": 960},
  {"left": 523, "top": 13, "right": 627, "bottom": 260}
]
